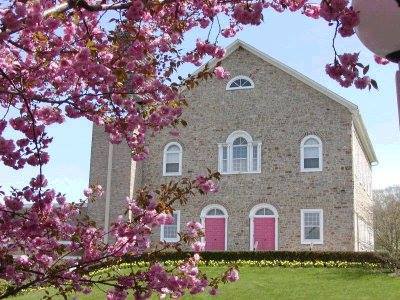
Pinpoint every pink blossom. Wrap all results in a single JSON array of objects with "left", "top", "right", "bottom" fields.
[
  {"left": 233, "top": 2, "right": 263, "bottom": 25},
  {"left": 214, "top": 66, "right": 230, "bottom": 79},
  {"left": 83, "top": 188, "right": 93, "bottom": 197},
  {"left": 107, "top": 289, "right": 128, "bottom": 300},
  {"left": 191, "top": 241, "right": 205, "bottom": 252},
  {"left": 222, "top": 26, "right": 238, "bottom": 38},
  {"left": 303, "top": 4, "right": 320, "bottom": 19},
  {"left": 186, "top": 221, "right": 203, "bottom": 238},
  {"left": 226, "top": 269, "right": 239, "bottom": 282},
  {"left": 126, "top": 0, "right": 144, "bottom": 21},
  {"left": 209, "top": 287, "right": 218, "bottom": 295},
  {"left": 338, "top": 53, "right": 359, "bottom": 66},
  {"left": 17, "top": 255, "right": 30, "bottom": 265},
  {"left": 374, "top": 55, "right": 390, "bottom": 65},
  {"left": 354, "top": 76, "right": 371, "bottom": 89},
  {"left": 195, "top": 175, "right": 219, "bottom": 193},
  {"left": 4, "top": 197, "right": 23, "bottom": 211},
  {"left": 320, "top": 0, "right": 348, "bottom": 21}
]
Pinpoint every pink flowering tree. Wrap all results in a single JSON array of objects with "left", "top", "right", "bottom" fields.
[{"left": 0, "top": 0, "right": 390, "bottom": 298}]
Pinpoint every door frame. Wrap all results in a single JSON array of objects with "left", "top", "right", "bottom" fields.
[
  {"left": 249, "top": 203, "right": 278, "bottom": 251},
  {"left": 200, "top": 204, "right": 228, "bottom": 251}
]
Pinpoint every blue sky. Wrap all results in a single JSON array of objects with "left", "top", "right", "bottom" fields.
[{"left": 1, "top": 10, "right": 399, "bottom": 201}]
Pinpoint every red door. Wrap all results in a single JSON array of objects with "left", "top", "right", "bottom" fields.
[
  {"left": 253, "top": 218, "right": 275, "bottom": 251},
  {"left": 205, "top": 218, "right": 225, "bottom": 251}
]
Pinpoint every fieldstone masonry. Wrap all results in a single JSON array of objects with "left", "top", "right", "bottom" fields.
[{"left": 88, "top": 41, "right": 376, "bottom": 251}]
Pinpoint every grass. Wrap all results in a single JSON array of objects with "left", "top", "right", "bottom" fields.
[{"left": 11, "top": 267, "right": 400, "bottom": 300}]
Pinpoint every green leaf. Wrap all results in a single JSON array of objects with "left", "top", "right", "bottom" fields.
[
  {"left": 371, "top": 79, "right": 378, "bottom": 90},
  {"left": 363, "top": 65, "right": 369, "bottom": 75}
]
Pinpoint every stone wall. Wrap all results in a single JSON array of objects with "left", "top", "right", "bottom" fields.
[
  {"left": 87, "top": 125, "right": 109, "bottom": 229},
  {"left": 141, "top": 47, "right": 356, "bottom": 251},
  {"left": 87, "top": 46, "right": 378, "bottom": 251},
  {"left": 88, "top": 125, "right": 140, "bottom": 240}
]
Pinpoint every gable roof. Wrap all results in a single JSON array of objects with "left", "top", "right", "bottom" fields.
[{"left": 192, "top": 39, "right": 377, "bottom": 165}]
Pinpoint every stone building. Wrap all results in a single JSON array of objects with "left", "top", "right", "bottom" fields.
[{"left": 88, "top": 40, "right": 377, "bottom": 251}]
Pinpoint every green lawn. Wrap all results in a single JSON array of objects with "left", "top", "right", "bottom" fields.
[{"left": 12, "top": 267, "right": 400, "bottom": 300}]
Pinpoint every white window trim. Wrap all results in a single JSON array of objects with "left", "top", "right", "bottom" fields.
[
  {"left": 163, "top": 142, "right": 182, "bottom": 176},
  {"left": 226, "top": 75, "right": 255, "bottom": 91},
  {"left": 218, "top": 131, "right": 261, "bottom": 174},
  {"left": 160, "top": 210, "right": 181, "bottom": 243},
  {"left": 301, "top": 209, "right": 323, "bottom": 245},
  {"left": 200, "top": 204, "right": 228, "bottom": 251},
  {"left": 249, "top": 204, "right": 279, "bottom": 251},
  {"left": 300, "top": 135, "right": 323, "bottom": 172}
]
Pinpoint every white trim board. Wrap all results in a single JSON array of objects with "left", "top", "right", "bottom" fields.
[{"left": 189, "top": 39, "right": 377, "bottom": 165}]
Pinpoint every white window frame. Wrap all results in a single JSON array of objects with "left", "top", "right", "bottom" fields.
[
  {"left": 218, "top": 131, "right": 261, "bottom": 174},
  {"left": 200, "top": 204, "right": 228, "bottom": 251},
  {"left": 163, "top": 142, "right": 182, "bottom": 176},
  {"left": 300, "top": 135, "right": 323, "bottom": 172},
  {"left": 249, "top": 203, "right": 279, "bottom": 251},
  {"left": 226, "top": 75, "right": 255, "bottom": 91},
  {"left": 301, "top": 209, "right": 323, "bottom": 245},
  {"left": 160, "top": 210, "right": 180, "bottom": 243}
]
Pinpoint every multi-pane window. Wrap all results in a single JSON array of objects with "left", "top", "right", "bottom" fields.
[
  {"left": 252, "top": 146, "right": 258, "bottom": 171},
  {"left": 163, "top": 142, "right": 182, "bottom": 176},
  {"left": 233, "top": 137, "right": 248, "bottom": 172},
  {"left": 226, "top": 75, "right": 254, "bottom": 90},
  {"left": 301, "top": 209, "right": 323, "bottom": 244},
  {"left": 255, "top": 208, "right": 274, "bottom": 216},
  {"left": 206, "top": 208, "right": 225, "bottom": 216},
  {"left": 218, "top": 131, "right": 261, "bottom": 174},
  {"left": 221, "top": 146, "right": 228, "bottom": 173},
  {"left": 161, "top": 211, "right": 180, "bottom": 242},
  {"left": 301, "top": 135, "right": 322, "bottom": 172}
]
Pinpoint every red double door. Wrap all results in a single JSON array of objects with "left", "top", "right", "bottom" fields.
[
  {"left": 253, "top": 218, "right": 275, "bottom": 251},
  {"left": 204, "top": 218, "right": 225, "bottom": 251}
]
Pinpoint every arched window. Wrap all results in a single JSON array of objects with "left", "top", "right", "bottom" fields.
[
  {"left": 218, "top": 131, "right": 261, "bottom": 174},
  {"left": 206, "top": 208, "right": 225, "bottom": 216},
  {"left": 163, "top": 142, "right": 182, "bottom": 176},
  {"left": 232, "top": 137, "right": 248, "bottom": 172},
  {"left": 226, "top": 75, "right": 254, "bottom": 91},
  {"left": 300, "top": 135, "right": 322, "bottom": 172},
  {"left": 255, "top": 207, "right": 274, "bottom": 216}
]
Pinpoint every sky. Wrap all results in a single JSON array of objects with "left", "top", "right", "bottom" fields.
[{"left": 1, "top": 9, "right": 399, "bottom": 202}]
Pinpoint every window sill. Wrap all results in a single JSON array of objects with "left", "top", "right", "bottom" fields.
[
  {"left": 301, "top": 240, "right": 323, "bottom": 245},
  {"left": 162, "top": 173, "right": 182, "bottom": 177},
  {"left": 300, "top": 168, "right": 322, "bottom": 173},
  {"left": 161, "top": 239, "right": 179, "bottom": 243},
  {"left": 226, "top": 87, "right": 254, "bottom": 91},
  {"left": 220, "top": 171, "right": 261, "bottom": 175}
]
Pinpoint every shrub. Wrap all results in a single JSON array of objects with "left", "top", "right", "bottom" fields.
[{"left": 126, "top": 251, "right": 394, "bottom": 265}]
